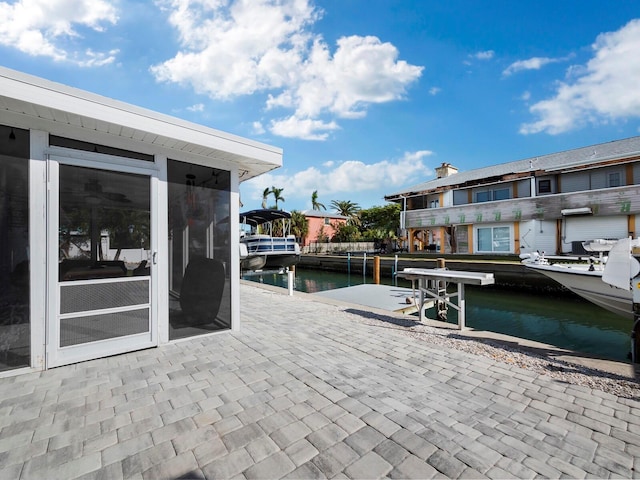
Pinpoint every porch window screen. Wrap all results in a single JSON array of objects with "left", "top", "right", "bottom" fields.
[
  {"left": 0, "top": 125, "right": 30, "bottom": 372},
  {"left": 167, "top": 160, "right": 231, "bottom": 340}
]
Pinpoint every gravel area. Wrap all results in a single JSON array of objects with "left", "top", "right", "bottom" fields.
[{"left": 344, "top": 306, "right": 640, "bottom": 401}]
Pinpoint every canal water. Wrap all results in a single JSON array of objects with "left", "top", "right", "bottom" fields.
[{"left": 243, "top": 268, "right": 632, "bottom": 362}]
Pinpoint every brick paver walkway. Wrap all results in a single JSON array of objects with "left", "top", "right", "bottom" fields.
[{"left": 1, "top": 283, "right": 639, "bottom": 479}]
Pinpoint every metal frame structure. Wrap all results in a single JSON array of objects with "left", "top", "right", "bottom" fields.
[{"left": 396, "top": 267, "right": 495, "bottom": 329}]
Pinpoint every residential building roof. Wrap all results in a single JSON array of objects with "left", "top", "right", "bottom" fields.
[
  {"left": 301, "top": 210, "right": 348, "bottom": 219},
  {"left": 385, "top": 136, "right": 640, "bottom": 199}
]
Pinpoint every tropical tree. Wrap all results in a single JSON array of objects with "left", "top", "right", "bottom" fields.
[
  {"left": 311, "top": 190, "right": 325, "bottom": 211},
  {"left": 359, "top": 203, "right": 401, "bottom": 240},
  {"left": 271, "top": 186, "right": 285, "bottom": 209},
  {"left": 330, "top": 199, "right": 361, "bottom": 225},
  {"left": 261, "top": 187, "right": 271, "bottom": 209},
  {"left": 290, "top": 210, "right": 309, "bottom": 243},
  {"left": 316, "top": 226, "right": 329, "bottom": 243},
  {"left": 332, "top": 222, "right": 361, "bottom": 242}
]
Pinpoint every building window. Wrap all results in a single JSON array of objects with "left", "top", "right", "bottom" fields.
[
  {"left": 608, "top": 172, "right": 621, "bottom": 187},
  {"left": 538, "top": 179, "right": 551, "bottom": 194},
  {"left": 324, "top": 217, "right": 330, "bottom": 225},
  {"left": 476, "top": 226, "right": 511, "bottom": 253},
  {"left": 429, "top": 199, "right": 439, "bottom": 208},
  {"left": 493, "top": 188, "right": 510, "bottom": 200},
  {"left": 475, "top": 191, "right": 491, "bottom": 203},
  {"left": 475, "top": 188, "right": 510, "bottom": 203}
]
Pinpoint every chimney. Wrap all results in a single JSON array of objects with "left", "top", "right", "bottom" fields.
[{"left": 435, "top": 162, "right": 458, "bottom": 179}]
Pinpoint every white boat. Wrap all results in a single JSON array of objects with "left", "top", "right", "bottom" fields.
[
  {"left": 240, "top": 209, "right": 301, "bottom": 271},
  {"left": 521, "top": 238, "right": 639, "bottom": 319}
]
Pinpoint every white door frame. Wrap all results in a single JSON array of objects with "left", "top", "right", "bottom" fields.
[{"left": 45, "top": 152, "right": 160, "bottom": 368}]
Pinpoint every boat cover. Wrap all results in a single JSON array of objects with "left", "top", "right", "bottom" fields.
[{"left": 240, "top": 209, "right": 292, "bottom": 226}]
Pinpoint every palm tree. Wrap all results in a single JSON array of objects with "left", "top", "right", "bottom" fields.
[
  {"left": 261, "top": 187, "right": 271, "bottom": 209},
  {"left": 311, "top": 190, "right": 326, "bottom": 211},
  {"left": 330, "top": 199, "right": 361, "bottom": 225},
  {"left": 271, "top": 186, "right": 285, "bottom": 209},
  {"left": 290, "top": 210, "right": 309, "bottom": 244}
]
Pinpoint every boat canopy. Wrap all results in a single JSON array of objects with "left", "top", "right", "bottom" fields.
[{"left": 240, "top": 209, "right": 292, "bottom": 227}]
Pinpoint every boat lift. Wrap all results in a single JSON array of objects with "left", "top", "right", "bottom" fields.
[{"left": 396, "top": 267, "right": 495, "bottom": 330}]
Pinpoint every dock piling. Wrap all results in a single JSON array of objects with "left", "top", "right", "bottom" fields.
[
  {"left": 374, "top": 256, "right": 380, "bottom": 284},
  {"left": 363, "top": 252, "right": 367, "bottom": 278},
  {"left": 288, "top": 265, "right": 295, "bottom": 296}
]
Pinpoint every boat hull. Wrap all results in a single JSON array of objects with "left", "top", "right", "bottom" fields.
[
  {"left": 526, "top": 263, "right": 633, "bottom": 319},
  {"left": 240, "top": 254, "right": 267, "bottom": 271},
  {"left": 240, "top": 236, "right": 300, "bottom": 271},
  {"left": 263, "top": 253, "right": 300, "bottom": 270}
]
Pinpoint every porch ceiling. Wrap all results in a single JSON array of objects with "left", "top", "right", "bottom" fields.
[{"left": 0, "top": 67, "right": 282, "bottom": 181}]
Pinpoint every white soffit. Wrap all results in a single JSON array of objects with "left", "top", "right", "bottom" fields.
[{"left": 0, "top": 67, "right": 282, "bottom": 180}]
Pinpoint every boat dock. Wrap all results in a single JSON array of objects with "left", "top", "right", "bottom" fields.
[
  {"left": 314, "top": 284, "right": 420, "bottom": 314},
  {"left": 298, "top": 253, "right": 558, "bottom": 291},
  {"left": 315, "top": 268, "right": 495, "bottom": 330}
]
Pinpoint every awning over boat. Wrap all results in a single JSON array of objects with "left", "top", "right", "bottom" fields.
[{"left": 240, "top": 209, "right": 292, "bottom": 226}]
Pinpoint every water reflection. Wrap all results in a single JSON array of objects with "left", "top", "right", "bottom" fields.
[{"left": 244, "top": 268, "right": 631, "bottom": 362}]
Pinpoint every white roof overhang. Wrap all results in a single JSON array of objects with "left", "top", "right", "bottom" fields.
[{"left": 0, "top": 67, "right": 282, "bottom": 181}]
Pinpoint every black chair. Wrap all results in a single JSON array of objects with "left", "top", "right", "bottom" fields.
[{"left": 179, "top": 256, "right": 225, "bottom": 324}]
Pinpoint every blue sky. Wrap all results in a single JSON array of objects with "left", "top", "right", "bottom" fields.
[{"left": 1, "top": 0, "right": 640, "bottom": 212}]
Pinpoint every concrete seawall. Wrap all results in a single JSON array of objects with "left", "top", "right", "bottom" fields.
[{"left": 298, "top": 254, "right": 564, "bottom": 292}]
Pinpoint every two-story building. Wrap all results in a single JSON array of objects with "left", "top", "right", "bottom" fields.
[
  {"left": 385, "top": 137, "right": 640, "bottom": 255},
  {"left": 300, "top": 210, "right": 348, "bottom": 247}
]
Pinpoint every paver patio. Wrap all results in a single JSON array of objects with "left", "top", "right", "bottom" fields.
[{"left": 0, "top": 283, "right": 639, "bottom": 479}]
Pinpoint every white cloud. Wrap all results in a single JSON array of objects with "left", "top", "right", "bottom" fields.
[
  {"left": 187, "top": 103, "right": 205, "bottom": 112},
  {"left": 473, "top": 50, "right": 494, "bottom": 60},
  {"left": 521, "top": 19, "right": 640, "bottom": 134},
  {"left": 503, "top": 56, "right": 557, "bottom": 76},
  {"left": 269, "top": 115, "right": 339, "bottom": 141},
  {"left": 0, "top": 0, "right": 118, "bottom": 65},
  {"left": 252, "top": 121, "right": 266, "bottom": 135},
  {"left": 241, "top": 150, "right": 434, "bottom": 206},
  {"left": 151, "top": 0, "right": 423, "bottom": 140},
  {"left": 502, "top": 54, "right": 574, "bottom": 76},
  {"left": 521, "top": 90, "right": 531, "bottom": 101},
  {"left": 429, "top": 87, "right": 441, "bottom": 96}
]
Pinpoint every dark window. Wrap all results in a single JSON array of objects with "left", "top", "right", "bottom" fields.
[
  {"left": 493, "top": 188, "right": 510, "bottom": 201},
  {"left": 476, "top": 191, "right": 491, "bottom": 203},
  {"left": 538, "top": 179, "right": 551, "bottom": 194},
  {"left": 0, "top": 125, "right": 30, "bottom": 371},
  {"left": 608, "top": 172, "right": 621, "bottom": 187}
]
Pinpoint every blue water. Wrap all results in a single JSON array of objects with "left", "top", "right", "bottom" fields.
[{"left": 244, "top": 269, "right": 632, "bottom": 362}]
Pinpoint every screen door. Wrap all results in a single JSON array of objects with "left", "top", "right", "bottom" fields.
[{"left": 47, "top": 159, "right": 157, "bottom": 367}]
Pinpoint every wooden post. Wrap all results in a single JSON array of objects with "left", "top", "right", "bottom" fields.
[
  {"left": 436, "top": 257, "right": 446, "bottom": 269},
  {"left": 374, "top": 256, "right": 380, "bottom": 284}
]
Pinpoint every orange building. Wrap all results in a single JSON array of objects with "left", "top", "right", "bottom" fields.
[{"left": 301, "top": 210, "right": 348, "bottom": 246}]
